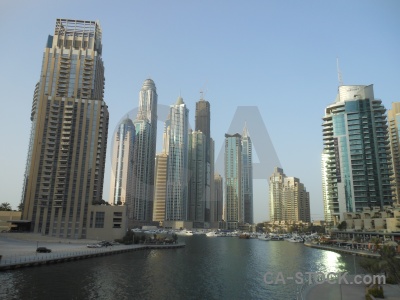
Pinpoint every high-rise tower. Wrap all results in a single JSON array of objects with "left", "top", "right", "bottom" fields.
[
  {"left": 132, "top": 79, "right": 158, "bottom": 221},
  {"left": 194, "top": 97, "right": 212, "bottom": 222},
  {"left": 224, "top": 133, "right": 243, "bottom": 230},
  {"left": 109, "top": 118, "right": 135, "bottom": 207},
  {"left": 165, "top": 97, "right": 189, "bottom": 221},
  {"left": 241, "top": 124, "right": 253, "bottom": 224},
  {"left": 21, "top": 19, "right": 109, "bottom": 238},
  {"left": 269, "top": 167, "right": 310, "bottom": 223},
  {"left": 188, "top": 130, "right": 207, "bottom": 222},
  {"left": 388, "top": 102, "right": 400, "bottom": 204},
  {"left": 322, "top": 85, "right": 392, "bottom": 223}
]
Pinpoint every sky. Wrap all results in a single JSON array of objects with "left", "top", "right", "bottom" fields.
[{"left": 1, "top": 0, "right": 399, "bottom": 223}]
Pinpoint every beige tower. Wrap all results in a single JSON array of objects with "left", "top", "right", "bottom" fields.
[
  {"left": 21, "top": 19, "right": 108, "bottom": 238},
  {"left": 269, "top": 167, "right": 310, "bottom": 223},
  {"left": 388, "top": 102, "right": 400, "bottom": 203}
]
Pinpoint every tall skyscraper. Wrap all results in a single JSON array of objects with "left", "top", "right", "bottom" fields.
[
  {"left": 152, "top": 117, "right": 171, "bottom": 223},
  {"left": 224, "top": 133, "right": 243, "bottom": 230},
  {"left": 21, "top": 19, "right": 108, "bottom": 238},
  {"left": 212, "top": 173, "right": 223, "bottom": 222},
  {"left": 269, "top": 167, "right": 310, "bottom": 223},
  {"left": 195, "top": 97, "right": 212, "bottom": 221},
  {"left": 165, "top": 97, "right": 189, "bottom": 221},
  {"left": 322, "top": 85, "right": 393, "bottom": 223},
  {"left": 132, "top": 79, "right": 158, "bottom": 221},
  {"left": 188, "top": 130, "right": 207, "bottom": 222},
  {"left": 109, "top": 118, "right": 135, "bottom": 207},
  {"left": 388, "top": 102, "right": 400, "bottom": 204},
  {"left": 152, "top": 153, "right": 168, "bottom": 223},
  {"left": 241, "top": 124, "right": 253, "bottom": 224}
]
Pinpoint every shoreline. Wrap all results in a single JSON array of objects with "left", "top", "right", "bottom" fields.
[
  {"left": 304, "top": 241, "right": 381, "bottom": 258},
  {"left": 0, "top": 233, "right": 185, "bottom": 271}
]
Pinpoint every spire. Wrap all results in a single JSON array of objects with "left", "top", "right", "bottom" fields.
[
  {"left": 242, "top": 121, "right": 249, "bottom": 137},
  {"left": 176, "top": 96, "right": 184, "bottom": 105}
]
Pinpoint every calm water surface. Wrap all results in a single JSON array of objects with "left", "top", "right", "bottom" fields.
[{"left": 0, "top": 236, "right": 363, "bottom": 300}]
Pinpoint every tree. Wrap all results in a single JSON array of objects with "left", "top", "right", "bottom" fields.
[
  {"left": 360, "top": 245, "right": 400, "bottom": 284},
  {"left": 337, "top": 221, "right": 347, "bottom": 231},
  {"left": 0, "top": 202, "right": 12, "bottom": 211},
  {"left": 17, "top": 202, "right": 24, "bottom": 211}
]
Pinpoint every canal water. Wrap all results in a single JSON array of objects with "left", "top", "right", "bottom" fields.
[{"left": 0, "top": 235, "right": 363, "bottom": 300}]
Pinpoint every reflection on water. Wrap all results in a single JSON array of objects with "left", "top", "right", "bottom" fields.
[{"left": 0, "top": 236, "right": 363, "bottom": 300}]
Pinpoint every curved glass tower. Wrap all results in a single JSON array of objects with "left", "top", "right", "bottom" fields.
[
  {"left": 109, "top": 118, "right": 135, "bottom": 207},
  {"left": 132, "top": 79, "right": 158, "bottom": 221},
  {"left": 322, "top": 85, "right": 393, "bottom": 223},
  {"left": 166, "top": 97, "right": 189, "bottom": 221}
]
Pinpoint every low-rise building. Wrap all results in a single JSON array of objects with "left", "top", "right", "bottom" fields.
[{"left": 0, "top": 211, "right": 22, "bottom": 232}]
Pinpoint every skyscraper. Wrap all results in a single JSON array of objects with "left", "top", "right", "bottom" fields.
[
  {"left": 188, "top": 130, "right": 207, "bottom": 222},
  {"left": 269, "top": 167, "right": 310, "bottom": 223},
  {"left": 132, "top": 79, "right": 158, "bottom": 221},
  {"left": 322, "top": 85, "right": 393, "bottom": 223},
  {"left": 212, "top": 173, "right": 223, "bottom": 222},
  {"left": 109, "top": 118, "right": 135, "bottom": 207},
  {"left": 224, "top": 133, "right": 243, "bottom": 230},
  {"left": 21, "top": 19, "right": 108, "bottom": 238},
  {"left": 195, "top": 97, "right": 212, "bottom": 222},
  {"left": 241, "top": 124, "right": 253, "bottom": 224},
  {"left": 388, "top": 102, "right": 400, "bottom": 204},
  {"left": 152, "top": 117, "right": 171, "bottom": 223},
  {"left": 165, "top": 97, "right": 189, "bottom": 221}
]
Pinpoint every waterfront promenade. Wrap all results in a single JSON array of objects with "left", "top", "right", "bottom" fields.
[
  {"left": 301, "top": 241, "right": 400, "bottom": 300},
  {"left": 0, "top": 232, "right": 184, "bottom": 271}
]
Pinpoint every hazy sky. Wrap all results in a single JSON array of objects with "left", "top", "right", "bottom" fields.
[{"left": 1, "top": 0, "right": 399, "bottom": 223}]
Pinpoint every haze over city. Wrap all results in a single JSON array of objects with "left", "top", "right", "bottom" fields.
[{"left": 1, "top": 0, "right": 399, "bottom": 223}]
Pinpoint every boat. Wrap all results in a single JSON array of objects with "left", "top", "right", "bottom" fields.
[
  {"left": 286, "top": 236, "right": 304, "bottom": 243},
  {"left": 270, "top": 234, "right": 284, "bottom": 241},
  {"left": 258, "top": 235, "right": 271, "bottom": 241},
  {"left": 176, "top": 229, "right": 193, "bottom": 236},
  {"left": 206, "top": 231, "right": 218, "bottom": 237},
  {"left": 239, "top": 234, "right": 250, "bottom": 239}
]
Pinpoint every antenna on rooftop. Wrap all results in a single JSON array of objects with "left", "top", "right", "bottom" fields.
[{"left": 336, "top": 57, "right": 343, "bottom": 86}]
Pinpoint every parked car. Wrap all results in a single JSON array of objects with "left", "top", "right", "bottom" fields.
[
  {"left": 87, "top": 244, "right": 102, "bottom": 248},
  {"left": 36, "top": 247, "right": 51, "bottom": 253}
]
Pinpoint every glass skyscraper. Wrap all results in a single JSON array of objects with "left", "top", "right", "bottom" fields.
[
  {"left": 132, "top": 79, "right": 158, "bottom": 221},
  {"left": 109, "top": 118, "right": 135, "bottom": 208},
  {"left": 241, "top": 124, "right": 253, "bottom": 224},
  {"left": 166, "top": 97, "right": 189, "bottom": 221},
  {"left": 21, "top": 19, "right": 109, "bottom": 238},
  {"left": 388, "top": 103, "right": 400, "bottom": 204},
  {"left": 322, "top": 85, "right": 393, "bottom": 223},
  {"left": 224, "top": 133, "right": 243, "bottom": 230}
]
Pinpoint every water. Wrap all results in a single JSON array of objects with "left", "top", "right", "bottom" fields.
[{"left": 0, "top": 236, "right": 362, "bottom": 300}]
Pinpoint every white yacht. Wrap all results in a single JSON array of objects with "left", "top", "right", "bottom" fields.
[
  {"left": 206, "top": 231, "right": 218, "bottom": 237},
  {"left": 258, "top": 235, "right": 271, "bottom": 241},
  {"left": 176, "top": 229, "right": 193, "bottom": 236}
]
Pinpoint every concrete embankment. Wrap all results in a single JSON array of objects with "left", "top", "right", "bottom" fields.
[
  {"left": 303, "top": 241, "right": 380, "bottom": 258},
  {"left": 0, "top": 233, "right": 185, "bottom": 271}
]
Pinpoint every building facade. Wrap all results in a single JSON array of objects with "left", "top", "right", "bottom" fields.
[
  {"left": 224, "top": 133, "right": 243, "bottom": 229},
  {"left": 109, "top": 118, "right": 135, "bottom": 207},
  {"left": 21, "top": 19, "right": 109, "bottom": 238},
  {"left": 188, "top": 130, "right": 207, "bottom": 222},
  {"left": 322, "top": 85, "right": 393, "bottom": 223},
  {"left": 195, "top": 98, "right": 212, "bottom": 222},
  {"left": 132, "top": 79, "right": 158, "bottom": 221},
  {"left": 321, "top": 149, "right": 333, "bottom": 223},
  {"left": 388, "top": 102, "right": 400, "bottom": 204},
  {"left": 241, "top": 124, "right": 253, "bottom": 224},
  {"left": 165, "top": 97, "right": 189, "bottom": 221},
  {"left": 152, "top": 153, "right": 168, "bottom": 223},
  {"left": 212, "top": 173, "right": 223, "bottom": 222},
  {"left": 269, "top": 167, "right": 310, "bottom": 223}
]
